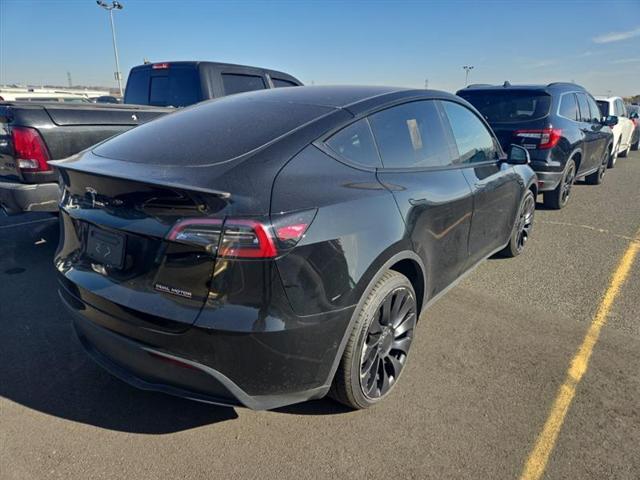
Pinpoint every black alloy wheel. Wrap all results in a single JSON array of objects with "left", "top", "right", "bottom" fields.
[
  {"left": 330, "top": 270, "right": 417, "bottom": 409},
  {"left": 359, "top": 286, "right": 416, "bottom": 399},
  {"left": 499, "top": 189, "right": 535, "bottom": 258},
  {"left": 586, "top": 148, "right": 609, "bottom": 185},
  {"left": 560, "top": 162, "right": 576, "bottom": 205},
  {"left": 515, "top": 193, "right": 535, "bottom": 254}
]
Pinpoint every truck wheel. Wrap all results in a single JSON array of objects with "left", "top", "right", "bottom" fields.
[
  {"left": 543, "top": 159, "right": 575, "bottom": 210},
  {"left": 329, "top": 270, "right": 417, "bottom": 409}
]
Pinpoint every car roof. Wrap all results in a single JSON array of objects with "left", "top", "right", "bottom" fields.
[
  {"left": 229, "top": 85, "right": 460, "bottom": 111},
  {"left": 459, "top": 82, "right": 586, "bottom": 95},
  {"left": 129, "top": 60, "right": 300, "bottom": 81},
  {"left": 594, "top": 96, "right": 621, "bottom": 102}
]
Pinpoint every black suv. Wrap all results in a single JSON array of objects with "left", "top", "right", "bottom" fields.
[
  {"left": 457, "top": 82, "right": 615, "bottom": 209},
  {"left": 53, "top": 86, "right": 537, "bottom": 410}
]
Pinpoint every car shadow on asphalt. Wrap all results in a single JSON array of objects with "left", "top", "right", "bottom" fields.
[{"left": 0, "top": 219, "right": 238, "bottom": 434}]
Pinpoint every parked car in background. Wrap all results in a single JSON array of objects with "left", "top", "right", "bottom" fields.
[
  {"left": 0, "top": 61, "right": 302, "bottom": 215},
  {"left": 625, "top": 104, "right": 639, "bottom": 151},
  {"left": 124, "top": 61, "right": 302, "bottom": 107},
  {"left": 0, "top": 90, "right": 91, "bottom": 103},
  {"left": 90, "top": 95, "right": 120, "bottom": 104},
  {"left": 596, "top": 96, "right": 635, "bottom": 160},
  {"left": 53, "top": 86, "right": 537, "bottom": 410},
  {"left": 458, "top": 82, "right": 615, "bottom": 209}
]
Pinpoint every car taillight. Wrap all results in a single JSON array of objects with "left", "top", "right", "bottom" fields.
[
  {"left": 11, "top": 126, "right": 52, "bottom": 172},
  {"left": 166, "top": 209, "right": 316, "bottom": 259},
  {"left": 152, "top": 63, "right": 170, "bottom": 69},
  {"left": 514, "top": 128, "right": 562, "bottom": 150}
]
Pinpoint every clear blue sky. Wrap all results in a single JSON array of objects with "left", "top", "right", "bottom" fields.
[{"left": 1, "top": 0, "right": 639, "bottom": 96}]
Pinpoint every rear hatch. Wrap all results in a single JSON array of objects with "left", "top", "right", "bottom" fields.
[
  {"left": 458, "top": 89, "right": 552, "bottom": 150},
  {"left": 56, "top": 165, "right": 229, "bottom": 332},
  {"left": 53, "top": 94, "right": 336, "bottom": 332}
]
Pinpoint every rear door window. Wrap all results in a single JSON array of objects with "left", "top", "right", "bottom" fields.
[
  {"left": 560, "top": 94, "right": 580, "bottom": 121},
  {"left": 222, "top": 74, "right": 266, "bottom": 95},
  {"left": 368, "top": 100, "right": 455, "bottom": 168},
  {"left": 458, "top": 91, "right": 551, "bottom": 123},
  {"left": 326, "top": 119, "right": 381, "bottom": 168},
  {"left": 576, "top": 93, "right": 591, "bottom": 123},
  {"left": 596, "top": 100, "right": 610, "bottom": 117},
  {"left": 441, "top": 101, "right": 499, "bottom": 164},
  {"left": 272, "top": 78, "right": 298, "bottom": 88}
]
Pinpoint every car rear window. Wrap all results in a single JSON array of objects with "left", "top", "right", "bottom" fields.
[
  {"left": 125, "top": 66, "right": 201, "bottom": 107},
  {"left": 222, "top": 74, "right": 266, "bottom": 95},
  {"left": 459, "top": 91, "right": 551, "bottom": 123},
  {"left": 93, "top": 95, "right": 335, "bottom": 166}
]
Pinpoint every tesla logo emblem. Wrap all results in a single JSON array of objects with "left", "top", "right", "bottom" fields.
[{"left": 131, "top": 114, "right": 138, "bottom": 121}]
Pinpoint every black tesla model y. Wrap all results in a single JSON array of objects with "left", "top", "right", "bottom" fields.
[{"left": 53, "top": 86, "right": 537, "bottom": 410}]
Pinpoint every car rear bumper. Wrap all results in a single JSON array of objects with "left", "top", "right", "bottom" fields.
[
  {"left": 0, "top": 180, "right": 59, "bottom": 214},
  {"left": 532, "top": 169, "right": 564, "bottom": 191},
  {"left": 59, "top": 278, "right": 354, "bottom": 410}
]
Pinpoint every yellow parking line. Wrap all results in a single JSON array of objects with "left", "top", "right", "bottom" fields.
[{"left": 519, "top": 228, "right": 640, "bottom": 480}]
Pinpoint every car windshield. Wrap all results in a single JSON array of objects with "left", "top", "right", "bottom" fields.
[{"left": 459, "top": 91, "right": 551, "bottom": 123}]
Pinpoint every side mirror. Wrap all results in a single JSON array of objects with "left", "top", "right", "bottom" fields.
[
  {"left": 506, "top": 144, "right": 530, "bottom": 165},
  {"left": 603, "top": 115, "right": 618, "bottom": 127}
]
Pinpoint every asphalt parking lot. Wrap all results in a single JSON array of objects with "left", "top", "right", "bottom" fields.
[{"left": 1, "top": 152, "right": 639, "bottom": 480}]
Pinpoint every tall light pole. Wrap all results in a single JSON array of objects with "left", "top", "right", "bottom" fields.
[
  {"left": 97, "top": 1, "right": 124, "bottom": 97},
  {"left": 463, "top": 65, "right": 474, "bottom": 87}
]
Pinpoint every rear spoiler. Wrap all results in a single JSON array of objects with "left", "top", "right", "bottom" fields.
[{"left": 50, "top": 154, "right": 231, "bottom": 199}]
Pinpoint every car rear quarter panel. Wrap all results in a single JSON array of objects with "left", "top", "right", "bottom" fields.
[{"left": 271, "top": 145, "right": 409, "bottom": 317}]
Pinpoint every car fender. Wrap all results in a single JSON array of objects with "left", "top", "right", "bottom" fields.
[{"left": 319, "top": 247, "right": 428, "bottom": 393}]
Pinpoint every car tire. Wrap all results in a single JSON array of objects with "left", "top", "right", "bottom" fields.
[
  {"left": 543, "top": 158, "right": 576, "bottom": 210},
  {"left": 608, "top": 141, "right": 619, "bottom": 168},
  {"left": 499, "top": 190, "right": 535, "bottom": 258},
  {"left": 585, "top": 148, "right": 608, "bottom": 185},
  {"left": 329, "top": 270, "right": 417, "bottom": 409},
  {"left": 632, "top": 136, "right": 639, "bottom": 151},
  {"left": 619, "top": 142, "right": 631, "bottom": 158}
]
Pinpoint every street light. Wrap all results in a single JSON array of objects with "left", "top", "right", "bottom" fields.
[
  {"left": 463, "top": 65, "right": 474, "bottom": 87},
  {"left": 96, "top": 0, "right": 124, "bottom": 97}
]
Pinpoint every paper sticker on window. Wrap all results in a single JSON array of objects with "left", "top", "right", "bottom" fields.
[{"left": 406, "top": 119, "right": 423, "bottom": 150}]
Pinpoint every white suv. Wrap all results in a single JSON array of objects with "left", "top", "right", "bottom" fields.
[{"left": 596, "top": 96, "right": 635, "bottom": 165}]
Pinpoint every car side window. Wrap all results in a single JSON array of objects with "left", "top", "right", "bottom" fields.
[
  {"left": 272, "top": 78, "right": 298, "bottom": 88},
  {"left": 325, "top": 119, "right": 382, "bottom": 168},
  {"left": 221, "top": 74, "right": 266, "bottom": 95},
  {"left": 559, "top": 93, "right": 579, "bottom": 121},
  {"left": 440, "top": 100, "right": 499, "bottom": 164},
  {"left": 368, "top": 100, "right": 455, "bottom": 168},
  {"left": 586, "top": 96, "right": 602, "bottom": 123},
  {"left": 576, "top": 93, "right": 591, "bottom": 123}
]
